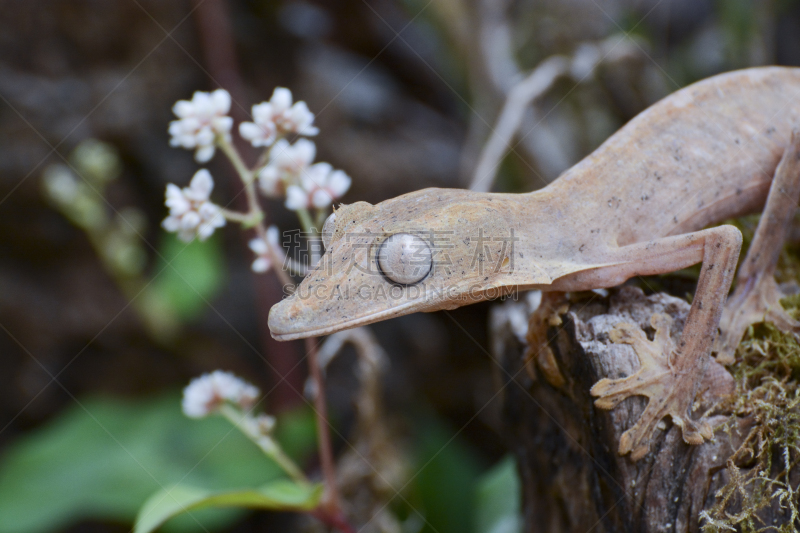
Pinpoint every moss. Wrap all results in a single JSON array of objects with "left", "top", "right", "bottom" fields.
[
  {"left": 701, "top": 322, "right": 800, "bottom": 532},
  {"left": 699, "top": 215, "right": 800, "bottom": 532}
]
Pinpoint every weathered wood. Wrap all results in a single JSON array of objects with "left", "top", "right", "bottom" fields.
[{"left": 491, "top": 286, "right": 753, "bottom": 533}]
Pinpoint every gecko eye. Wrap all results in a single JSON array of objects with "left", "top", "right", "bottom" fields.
[
  {"left": 377, "top": 233, "right": 432, "bottom": 285},
  {"left": 322, "top": 213, "right": 336, "bottom": 249}
]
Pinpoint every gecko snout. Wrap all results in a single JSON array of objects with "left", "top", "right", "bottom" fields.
[
  {"left": 269, "top": 293, "right": 339, "bottom": 341},
  {"left": 267, "top": 297, "right": 303, "bottom": 340}
]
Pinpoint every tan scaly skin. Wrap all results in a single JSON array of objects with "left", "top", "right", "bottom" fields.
[{"left": 269, "top": 66, "right": 800, "bottom": 460}]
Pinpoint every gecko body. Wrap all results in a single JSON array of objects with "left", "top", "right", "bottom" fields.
[{"left": 269, "top": 67, "right": 800, "bottom": 459}]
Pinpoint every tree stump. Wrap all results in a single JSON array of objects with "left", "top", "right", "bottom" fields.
[{"left": 491, "top": 286, "right": 752, "bottom": 533}]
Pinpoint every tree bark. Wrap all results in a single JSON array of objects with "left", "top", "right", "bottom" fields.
[{"left": 491, "top": 286, "right": 749, "bottom": 533}]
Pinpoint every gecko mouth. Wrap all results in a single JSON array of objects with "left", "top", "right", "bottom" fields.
[{"left": 268, "top": 299, "right": 424, "bottom": 341}]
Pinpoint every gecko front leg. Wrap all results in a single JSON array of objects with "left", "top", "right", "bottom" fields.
[
  {"left": 591, "top": 227, "right": 740, "bottom": 459},
  {"left": 560, "top": 225, "right": 741, "bottom": 459},
  {"left": 715, "top": 130, "right": 800, "bottom": 363}
]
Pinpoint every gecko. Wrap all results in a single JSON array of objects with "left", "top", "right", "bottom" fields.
[{"left": 269, "top": 67, "right": 800, "bottom": 460}]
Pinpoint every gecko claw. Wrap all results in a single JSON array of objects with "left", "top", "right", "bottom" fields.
[{"left": 591, "top": 314, "right": 713, "bottom": 460}]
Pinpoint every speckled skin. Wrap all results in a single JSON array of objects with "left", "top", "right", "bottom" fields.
[{"left": 269, "top": 66, "right": 800, "bottom": 459}]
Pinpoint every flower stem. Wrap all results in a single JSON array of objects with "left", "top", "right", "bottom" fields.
[
  {"left": 217, "top": 135, "right": 295, "bottom": 288},
  {"left": 219, "top": 404, "right": 308, "bottom": 485},
  {"left": 296, "top": 208, "right": 315, "bottom": 234},
  {"left": 256, "top": 437, "right": 308, "bottom": 485},
  {"left": 312, "top": 509, "right": 357, "bottom": 533},
  {"left": 219, "top": 207, "right": 258, "bottom": 225},
  {"left": 314, "top": 208, "right": 328, "bottom": 230},
  {"left": 305, "top": 337, "right": 341, "bottom": 513},
  {"left": 254, "top": 146, "right": 271, "bottom": 172},
  {"left": 217, "top": 135, "right": 253, "bottom": 184},
  {"left": 297, "top": 208, "right": 322, "bottom": 265},
  {"left": 217, "top": 126, "right": 339, "bottom": 520}
]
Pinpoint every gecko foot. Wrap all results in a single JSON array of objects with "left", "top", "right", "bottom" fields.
[
  {"left": 590, "top": 313, "right": 713, "bottom": 461},
  {"left": 524, "top": 292, "right": 569, "bottom": 387},
  {"left": 716, "top": 276, "right": 800, "bottom": 365}
]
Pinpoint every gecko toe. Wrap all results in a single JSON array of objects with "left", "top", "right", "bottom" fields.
[
  {"left": 590, "top": 378, "right": 630, "bottom": 410},
  {"left": 592, "top": 314, "right": 715, "bottom": 460}
]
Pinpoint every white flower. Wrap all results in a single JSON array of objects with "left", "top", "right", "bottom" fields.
[
  {"left": 285, "top": 162, "right": 351, "bottom": 210},
  {"left": 182, "top": 370, "right": 261, "bottom": 418},
  {"left": 238, "top": 87, "right": 318, "bottom": 148},
  {"left": 239, "top": 107, "right": 277, "bottom": 148},
  {"left": 257, "top": 138, "right": 316, "bottom": 197},
  {"left": 249, "top": 225, "right": 284, "bottom": 273},
  {"left": 162, "top": 169, "right": 226, "bottom": 242},
  {"left": 168, "top": 89, "right": 233, "bottom": 163}
]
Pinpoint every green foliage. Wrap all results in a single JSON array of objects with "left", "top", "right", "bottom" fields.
[
  {"left": 474, "top": 456, "right": 522, "bottom": 533},
  {"left": 0, "top": 394, "right": 296, "bottom": 533},
  {"left": 401, "top": 418, "right": 523, "bottom": 533},
  {"left": 715, "top": 0, "right": 760, "bottom": 66},
  {"left": 408, "top": 417, "right": 484, "bottom": 533},
  {"left": 273, "top": 405, "right": 318, "bottom": 464},
  {"left": 147, "top": 233, "right": 226, "bottom": 322},
  {"left": 134, "top": 480, "right": 323, "bottom": 533}
]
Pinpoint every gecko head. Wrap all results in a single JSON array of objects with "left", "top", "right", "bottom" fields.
[{"left": 268, "top": 188, "right": 552, "bottom": 341}]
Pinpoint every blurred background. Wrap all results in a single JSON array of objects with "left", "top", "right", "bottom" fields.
[{"left": 0, "top": 0, "right": 798, "bottom": 532}]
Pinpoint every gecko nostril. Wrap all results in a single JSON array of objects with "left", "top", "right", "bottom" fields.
[{"left": 268, "top": 300, "right": 299, "bottom": 333}]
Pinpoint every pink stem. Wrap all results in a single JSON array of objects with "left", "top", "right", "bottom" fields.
[
  {"left": 192, "top": 0, "right": 304, "bottom": 412},
  {"left": 312, "top": 507, "right": 356, "bottom": 533},
  {"left": 305, "top": 337, "right": 341, "bottom": 513}
]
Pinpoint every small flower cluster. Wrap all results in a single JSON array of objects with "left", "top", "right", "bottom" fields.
[
  {"left": 257, "top": 138, "right": 316, "bottom": 197},
  {"left": 163, "top": 86, "right": 349, "bottom": 272},
  {"left": 239, "top": 87, "right": 318, "bottom": 146},
  {"left": 168, "top": 89, "right": 233, "bottom": 163},
  {"left": 161, "top": 169, "right": 226, "bottom": 242},
  {"left": 286, "top": 162, "right": 351, "bottom": 210},
  {"left": 182, "top": 371, "right": 303, "bottom": 484},
  {"left": 241, "top": 89, "right": 351, "bottom": 211},
  {"left": 182, "top": 370, "right": 260, "bottom": 418},
  {"left": 258, "top": 139, "right": 350, "bottom": 210}
]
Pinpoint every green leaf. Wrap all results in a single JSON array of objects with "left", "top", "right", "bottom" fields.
[
  {"left": 474, "top": 456, "right": 522, "bottom": 533},
  {"left": 0, "top": 394, "right": 286, "bottom": 533},
  {"left": 135, "top": 480, "right": 323, "bottom": 533},
  {"left": 147, "top": 233, "right": 225, "bottom": 322},
  {"left": 274, "top": 406, "right": 317, "bottom": 463},
  {"left": 411, "top": 416, "right": 483, "bottom": 533}
]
